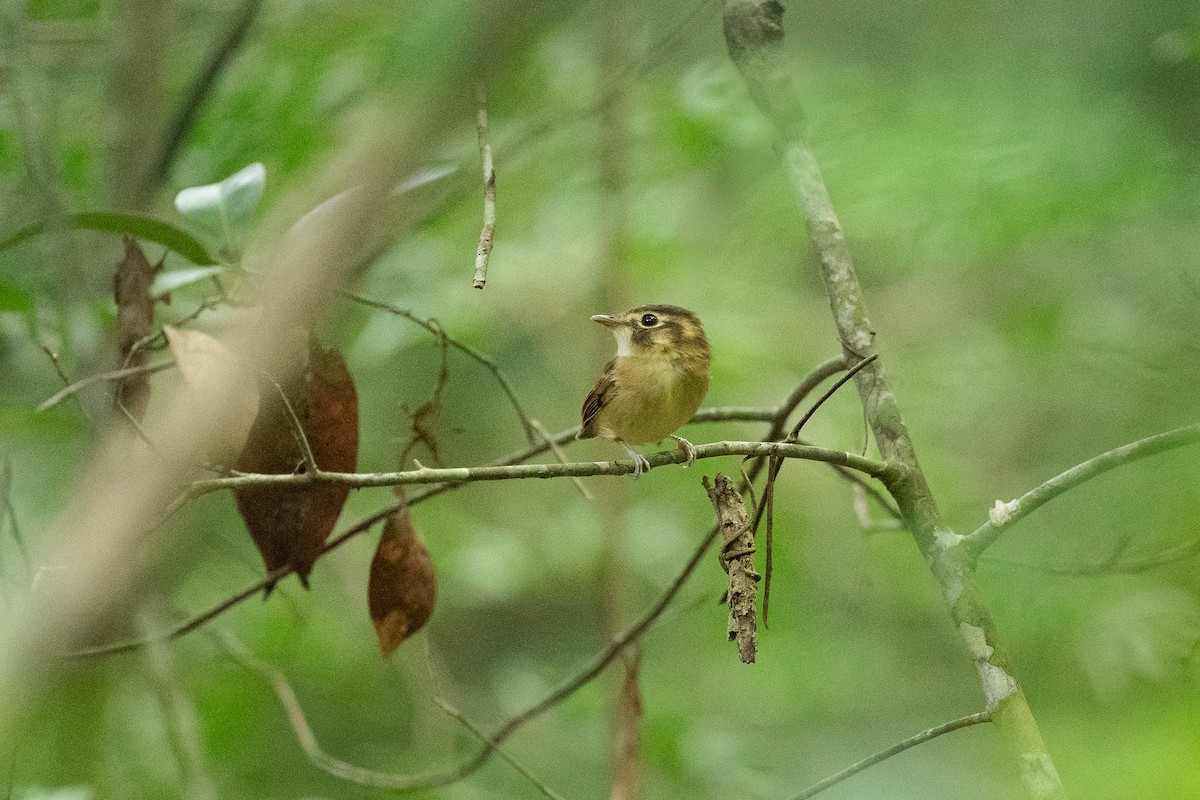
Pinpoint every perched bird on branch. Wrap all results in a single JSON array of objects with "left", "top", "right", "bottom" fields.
[{"left": 578, "top": 305, "right": 711, "bottom": 478}]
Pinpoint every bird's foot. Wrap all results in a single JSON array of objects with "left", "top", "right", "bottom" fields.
[
  {"left": 671, "top": 435, "right": 698, "bottom": 468},
  {"left": 621, "top": 443, "right": 651, "bottom": 479}
]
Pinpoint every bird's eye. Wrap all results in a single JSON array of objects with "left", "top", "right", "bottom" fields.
[{"left": 640, "top": 313, "right": 659, "bottom": 327}]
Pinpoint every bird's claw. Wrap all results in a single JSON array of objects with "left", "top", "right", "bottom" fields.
[
  {"left": 622, "top": 443, "right": 651, "bottom": 479},
  {"left": 631, "top": 452, "right": 651, "bottom": 479},
  {"left": 671, "top": 435, "right": 698, "bottom": 468}
]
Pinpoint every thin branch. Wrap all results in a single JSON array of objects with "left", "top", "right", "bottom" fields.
[
  {"left": 432, "top": 698, "right": 565, "bottom": 800},
  {"left": 0, "top": 456, "right": 29, "bottom": 574},
  {"left": 831, "top": 461, "right": 903, "bottom": 523},
  {"left": 37, "top": 361, "right": 175, "bottom": 412},
  {"left": 748, "top": 355, "right": 882, "bottom": 607},
  {"left": 761, "top": 356, "right": 847, "bottom": 445},
  {"left": 787, "top": 712, "right": 993, "bottom": 800},
  {"left": 67, "top": 565, "right": 290, "bottom": 658},
  {"left": 186, "top": 440, "right": 895, "bottom": 496},
  {"left": 39, "top": 344, "right": 94, "bottom": 422},
  {"left": 472, "top": 83, "right": 496, "bottom": 289},
  {"left": 341, "top": 290, "right": 539, "bottom": 445},
  {"left": 222, "top": 632, "right": 429, "bottom": 788},
  {"left": 116, "top": 398, "right": 170, "bottom": 464},
  {"left": 437, "top": 521, "right": 724, "bottom": 786},
  {"left": 850, "top": 481, "right": 904, "bottom": 529},
  {"left": 150, "top": 0, "right": 263, "bottom": 187},
  {"left": 221, "top": 519, "right": 720, "bottom": 790},
  {"left": 785, "top": 355, "right": 878, "bottom": 443},
  {"left": 399, "top": 317, "right": 449, "bottom": 467},
  {"left": 267, "top": 377, "right": 318, "bottom": 475},
  {"left": 963, "top": 423, "right": 1200, "bottom": 562},
  {"left": 531, "top": 419, "right": 593, "bottom": 501},
  {"left": 982, "top": 537, "right": 1200, "bottom": 577}
]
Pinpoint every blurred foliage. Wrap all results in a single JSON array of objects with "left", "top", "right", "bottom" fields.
[{"left": 2, "top": 0, "right": 1199, "bottom": 798}]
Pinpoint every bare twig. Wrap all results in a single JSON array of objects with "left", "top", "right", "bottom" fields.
[
  {"left": 787, "top": 712, "right": 993, "bottom": 800},
  {"left": 963, "top": 423, "right": 1200, "bottom": 562},
  {"left": 399, "top": 320, "right": 450, "bottom": 468},
  {"left": 781, "top": 356, "right": 878, "bottom": 445},
  {"left": 850, "top": 481, "right": 903, "bottom": 529},
  {"left": 472, "top": 83, "right": 496, "bottom": 289},
  {"left": 116, "top": 399, "right": 170, "bottom": 464},
  {"left": 223, "top": 629, "right": 565, "bottom": 798},
  {"left": 433, "top": 698, "right": 565, "bottom": 800},
  {"left": 222, "top": 632, "right": 427, "bottom": 788},
  {"left": 762, "top": 456, "right": 776, "bottom": 625},
  {"left": 38, "top": 344, "right": 94, "bottom": 422},
  {"left": 141, "top": 609, "right": 219, "bottom": 800},
  {"left": 38, "top": 361, "right": 175, "bottom": 412},
  {"left": 0, "top": 456, "right": 29, "bottom": 574},
  {"left": 186, "top": 440, "right": 894, "bottom": 496},
  {"left": 437, "top": 521, "right": 723, "bottom": 786},
  {"left": 341, "top": 291, "right": 538, "bottom": 444},
  {"left": 266, "top": 377, "right": 318, "bottom": 475},
  {"left": 531, "top": 419, "right": 592, "bottom": 501},
  {"left": 749, "top": 355, "right": 880, "bottom": 621}
]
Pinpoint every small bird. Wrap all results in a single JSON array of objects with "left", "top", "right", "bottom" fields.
[{"left": 578, "top": 305, "right": 711, "bottom": 478}]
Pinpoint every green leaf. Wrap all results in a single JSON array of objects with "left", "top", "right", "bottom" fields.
[
  {"left": 151, "top": 266, "right": 224, "bottom": 297},
  {"left": 0, "top": 212, "right": 216, "bottom": 265},
  {"left": 174, "top": 162, "right": 265, "bottom": 257}
]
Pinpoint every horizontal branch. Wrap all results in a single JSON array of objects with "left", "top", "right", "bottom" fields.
[
  {"left": 963, "top": 422, "right": 1200, "bottom": 561},
  {"left": 188, "top": 440, "right": 895, "bottom": 495},
  {"left": 66, "top": 371, "right": 846, "bottom": 659}
]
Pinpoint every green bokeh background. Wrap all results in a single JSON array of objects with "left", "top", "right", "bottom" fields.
[{"left": 2, "top": 1, "right": 1199, "bottom": 798}]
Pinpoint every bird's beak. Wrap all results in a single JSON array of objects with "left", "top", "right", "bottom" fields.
[{"left": 590, "top": 314, "right": 622, "bottom": 329}]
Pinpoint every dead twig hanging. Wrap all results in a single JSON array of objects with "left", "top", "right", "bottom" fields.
[{"left": 704, "top": 473, "right": 758, "bottom": 663}]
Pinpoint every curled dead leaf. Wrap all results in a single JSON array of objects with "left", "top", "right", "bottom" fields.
[
  {"left": 234, "top": 342, "right": 359, "bottom": 588},
  {"left": 369, "top": 502, "right": 436, "bottom": 657}
]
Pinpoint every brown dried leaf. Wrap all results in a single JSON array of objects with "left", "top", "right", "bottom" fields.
[
  {"left": 113, "top": 236, "right": 160, "bottom": 420},
  {"left": 162, "top": 325, "right": 259, "bottom": 461},
  {"left": 234, "top": 342, "right": 359, "bottom": 588},
  {"left": 369, "top": 502, "right": 436, "bottom": 657}
]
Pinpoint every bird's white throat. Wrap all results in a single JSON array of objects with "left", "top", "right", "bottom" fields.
[{"left": 612, "top": 328, "right": 634, "bottom": 358}]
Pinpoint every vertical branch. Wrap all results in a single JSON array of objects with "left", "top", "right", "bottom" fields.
[
  {"left": 609, "top": 649, "right": 643, "bottom": 800},
  {"left": 722, "top": 2, "right": 1067, "bottom": 797},
  {"left": 106, "top": 0, "right": 170, "bottom": 209},
  {"left": 472, "top": 83, "right": 496, "bottom": 289},
  {"left": 141, "top": 608, "right": 219, "bottom": 800},
  {"left": 150, "top": 0, "right": 263, "bottom": 189}
]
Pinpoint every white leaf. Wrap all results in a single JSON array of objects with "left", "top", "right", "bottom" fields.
[{"left": 173, "top": 163, "right": 265, "bottom": 257}]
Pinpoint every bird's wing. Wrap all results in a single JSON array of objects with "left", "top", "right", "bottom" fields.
[{"left": 578, "top": 359, "right": 616, "bottom": 439}]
